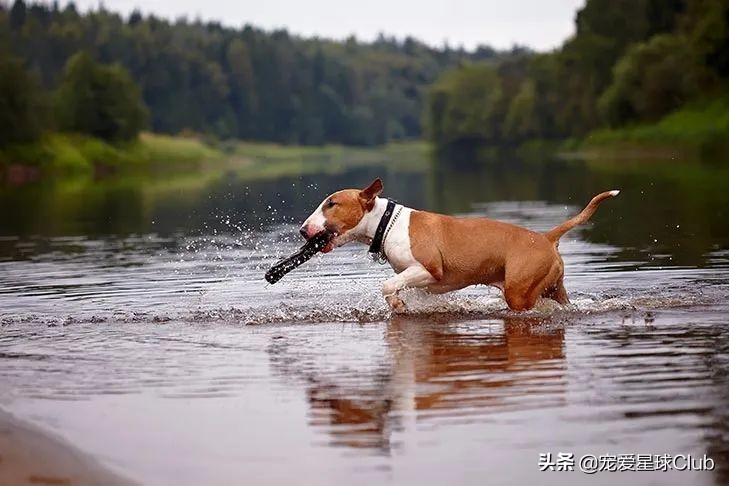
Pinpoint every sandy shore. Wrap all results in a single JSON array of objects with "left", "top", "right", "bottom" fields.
[{"left": 0, "top": 409, "right": 132, "bottom": 486}]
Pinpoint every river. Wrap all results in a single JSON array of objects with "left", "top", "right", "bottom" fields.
[{"left": 1, "top": 150, "right": 728, "bottom": 484}]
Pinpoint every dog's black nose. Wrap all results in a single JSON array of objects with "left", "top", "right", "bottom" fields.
[{"left": 299, "top": 227, "right": 309, "bottom": 239}]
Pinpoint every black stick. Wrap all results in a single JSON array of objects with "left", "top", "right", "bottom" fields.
[{"left": 265, "top": 231, "right": 333, "bottom": 284}]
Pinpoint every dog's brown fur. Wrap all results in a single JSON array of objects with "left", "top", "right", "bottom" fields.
[{"left": 409, "top": 191, "right": 618, "bottom": 310}]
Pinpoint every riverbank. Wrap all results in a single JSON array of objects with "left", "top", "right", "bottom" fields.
[
  {"left": 0, "top": 409, "right": 131, "bottom": 485},
  {"left": 0, "top": 132, "right": 223, "bottom": 177},
  {"left": 572, "top": 97, "right": 729, "bottom": 161},
  {"left": 0, "top": 135, "right": 429, "bottom": 186}
]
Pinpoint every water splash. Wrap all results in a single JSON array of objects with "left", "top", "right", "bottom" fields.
[
  {"left": 2, "top": 284, "right": 722, "bottom": 328},
  {"left": 1, "top": 202, "right": 727, "bottom": 328}
]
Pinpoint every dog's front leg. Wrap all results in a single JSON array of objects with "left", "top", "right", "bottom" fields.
[{"left": 382, "top": 266, "right": 436, "bottom": 313}]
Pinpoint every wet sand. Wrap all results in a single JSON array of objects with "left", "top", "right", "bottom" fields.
[{"left": 0, "top": 409, "right": 131, "bottom": 486}]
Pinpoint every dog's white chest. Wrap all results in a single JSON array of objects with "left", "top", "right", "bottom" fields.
[{"left": 383, "top": 208, "right": 417, "bottom": 273}]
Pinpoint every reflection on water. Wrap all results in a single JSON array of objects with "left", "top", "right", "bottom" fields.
[
  {"left": 1, "top": 151, "right": 728, "bottom": 268},
  {"left": 0, "top": 150, "right": 728, "bottom": 484},
  {"left": 273, "top": 316, "right": 565, "bottom": 452},
  {"left": 1, "top": 311, "right": 727, "bottom": 484}
]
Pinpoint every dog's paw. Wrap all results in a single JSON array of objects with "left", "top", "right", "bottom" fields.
[{"left": 386, "top": 295, "right": 407, "bottom": 313}]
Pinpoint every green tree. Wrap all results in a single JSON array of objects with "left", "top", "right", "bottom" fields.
[
  {"left": 1, "top": 1, "right": 526, "bottom": 146},
  {"left": 54, "top": 52, "right": 148, "bottom": 141},
  {"left": 8, "top": 0, "right": 26, "bottom": 31},
  {"left": 423, "top": 0, "right": 719, "bottom": 148},
  {"left": 683, "top": 0, "right": 729, "bottom": 78},
  {"left": 424, "top": 64, "right": 503, "bottom": 146},
  {"left": 598, "top": 34, "right": 704, "bottom": 126},
  {"left": 0, "top": 51, "right": 46, "bottom": 145},
  {"left": 504, "top": 80, "right": 538, "bottom": 140},
  {"left": 225, "top": 38, "right": 257, "bottom": 138}
]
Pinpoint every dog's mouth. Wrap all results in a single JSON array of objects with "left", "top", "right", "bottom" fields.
[
  {"left": 307, "top": 229, "right": 336, "bottom": 254},
  {"left": 313, "top": 222, "right": 342, "bottom": 253},
  {"left": 321, "top": 239, "right": 335, "bottom": 253}
]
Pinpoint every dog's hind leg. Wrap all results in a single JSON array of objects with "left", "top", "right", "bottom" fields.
[
  {"left": 382, "top": 266, "right": 437, "bottom": 313},
  {"left": 541, "top": 257, "right": 569, "bottom": 305}
]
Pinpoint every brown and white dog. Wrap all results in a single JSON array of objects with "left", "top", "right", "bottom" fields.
[{"left": 300, "top": 178, "right": 619, "bottom": 312}]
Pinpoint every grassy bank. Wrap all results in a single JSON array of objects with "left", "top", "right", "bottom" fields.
[
  {"left": 226, "top": 140, "right": 429, "bottom": 171},
  {"left": 0, "top": 132, "right": 223, "bottom": 174},
  {"left": 576, "top": 97, "right": 729, "bottom": 160},
  {"left": 1, "top": 132, "right": 430, "bottom": 183}
]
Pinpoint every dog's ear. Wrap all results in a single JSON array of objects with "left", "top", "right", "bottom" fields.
[{"left": 359, "top": 178, "right": 383, "bottom": 209}]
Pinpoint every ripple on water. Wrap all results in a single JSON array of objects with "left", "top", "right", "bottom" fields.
[
  {"left": 1, "top": 207, "right": 728, "bottom": 326},
  {"left": 1, "top": 202, "right": 728, "bottom": 484}
]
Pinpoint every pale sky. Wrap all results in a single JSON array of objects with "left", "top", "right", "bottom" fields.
[{"left": 72, "top": 0, "right": 585, "bottom": 51}]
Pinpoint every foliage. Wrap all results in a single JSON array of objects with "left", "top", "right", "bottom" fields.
[
  {"left": 425, "top": 64, "right": 504, "bottom": 146},
  {"left": 425, "top": 0, "right": 729, "bottom": 151},
  {"left": 585, "top": 97, "right": 729, "bottom": 156},
  {"left": 135, "top": 133, "right": 222, "bottom": 164},
  {"left": 0, "top": 50, "right": 47, "bottom": 145},
  {"left": 685, "top": 0, "right": 729, "bottom": 79},
  {"left": 0, "top": 1, "right": 518, "bottom": 146},
  {"left": 598, "top": 35, "right": 705, "bottom": 126},
  {"left": 3, "top": 0, "right": 727, "bottom": 157},
  {"left": 0, "top": 129, "right": 429, "bottom": 175},
  {"left": 0, "top": 132, "right": 223, "bottom": 173},
  {"left": 54, "top": 52, "right": 148, "bottom": 142},
  {"left": 229, "top": 139, "right": 428, "bottom": 168}
]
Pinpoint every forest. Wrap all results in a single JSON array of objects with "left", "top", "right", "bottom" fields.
[
  {"left": 0, "top": 0, "right": 516, "bottom": 150},
  {"left": 425, "top": 0, "right": 729, "bottom": 151},
  {"left": 2, "top": 0, "right": 728, "bottom": 162}
]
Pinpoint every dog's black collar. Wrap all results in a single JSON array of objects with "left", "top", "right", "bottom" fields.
[{"left": 368, "top": 199, "right": 396, "bottom": 256}]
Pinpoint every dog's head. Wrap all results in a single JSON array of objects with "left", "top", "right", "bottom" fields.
[{"left": 299, "top": 178, "right": 383, "bottom": 253}]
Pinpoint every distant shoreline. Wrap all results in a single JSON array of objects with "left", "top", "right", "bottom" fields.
[
  {"left": 3, "top": 123, "right": 724, "bottom": 187},
  {"left": 0, "top": 136, "right": 429, "bottom": 185},
  {"left": 0, "top": 408, "right": 133, "bottom": 485},
  {"left": 0, "top": 132, "right": 223, "bottom": 178}
]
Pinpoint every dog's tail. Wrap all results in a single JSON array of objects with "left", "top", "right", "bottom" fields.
[{"left": 544, "top": 190, "right": 620, "bottom": 243}]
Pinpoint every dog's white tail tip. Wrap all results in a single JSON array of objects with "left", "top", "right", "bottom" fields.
[{"left": 609, "top": 189, "right": 621, "bottom": 196}]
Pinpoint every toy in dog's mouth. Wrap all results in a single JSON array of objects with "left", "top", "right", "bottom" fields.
[{"left": 264, "top": 230, "right": 335, "bottom": 284}]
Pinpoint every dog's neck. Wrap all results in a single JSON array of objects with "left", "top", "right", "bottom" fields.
[{"left": 356, "top": 197, "right": 393, "bottom": 244}]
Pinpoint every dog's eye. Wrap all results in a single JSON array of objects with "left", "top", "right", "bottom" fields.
[{"left": 326, "top": 200, "right": 336, "bottom": 208}]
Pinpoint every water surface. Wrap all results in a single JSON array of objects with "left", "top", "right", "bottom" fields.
[{"left": 1, "top": 152, "right": 728, "bottom": 484}]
